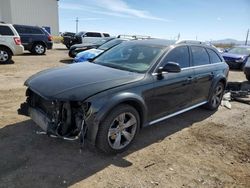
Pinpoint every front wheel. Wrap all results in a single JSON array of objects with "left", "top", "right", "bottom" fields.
[
  {"left": 96, "top": 105, "right": 140, "bottom": 154},
  {"left": 204, "top": 82, "right": 225, "bottom": 110}
]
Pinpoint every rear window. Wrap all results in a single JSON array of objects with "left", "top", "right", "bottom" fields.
[
  {"left": 206, "top": 48, "right": 222, "bottom": 64},
  {"left": 86, "top": 32, "right": 102, "bottom": 37},
  {"left": 191, "top": 46, "right": 210, "bottom": 66},
  {"left": 0, "top": 26, "right": 14, "bottom": 36}
]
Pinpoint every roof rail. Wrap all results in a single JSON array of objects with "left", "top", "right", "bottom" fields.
[
  {"left": 175, "top": 40, "right": 216, "bottom": 48},
  {"left": 117, "top": 34, "right": 151, "bottom": 40},
  {"left": 175, "top": 40, "right": 207, "bottom": 45}
]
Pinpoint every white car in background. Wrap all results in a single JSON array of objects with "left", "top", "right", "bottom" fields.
[{"left": 0, "top": 23, "right": 24, "bottom": 63}]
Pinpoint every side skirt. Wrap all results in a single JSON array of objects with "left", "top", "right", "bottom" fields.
[{"left": 148, "top": 101, "right": 208, "bottom": 126}]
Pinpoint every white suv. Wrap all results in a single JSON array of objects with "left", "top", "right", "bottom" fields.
[{"left": 0, "top": 23, "right": 24, "bottom": 63}]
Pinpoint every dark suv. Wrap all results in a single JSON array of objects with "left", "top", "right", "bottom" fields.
[
  {"left": 18, "top": 39, "right": 229, "bottom": 154},
  {"left": 13, "top": 24, "right": 53, "bottom": 55}
]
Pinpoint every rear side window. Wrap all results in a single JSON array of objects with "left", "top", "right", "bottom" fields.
[
  {"left": 31, "top": 27, "right": 43, "bottom": 34},
  {"left": 206, "top": 48, "right": 222, "bottom": 64},
  {"left": 0, "top": 26, "right": 14, "bottom": 36},
  {"left": 14, "top": 26, "right": 30, "bottom": 34},
  {"left": 164, "top": 46, "right": 190, "bottom": 68},
  {"left": 14, "top": 26, "right": 43, "bottom": 34},
  {"left": 103, "top": 33, "right": 110, "bottom": 37},
  {"left": 191, "top": 46, "right": 210, "bottom": 66},
  {"left": 86, "top": 32, "right": 102, "bottom": 37}
]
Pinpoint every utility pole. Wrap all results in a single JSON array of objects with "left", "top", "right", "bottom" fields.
[
  {"left": 245, "top": 29, "right": 249, "bottom": 45},
  {"left": 75, "top": 17, "right": 79, "bottom": 33}
]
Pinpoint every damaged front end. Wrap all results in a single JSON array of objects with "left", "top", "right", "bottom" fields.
[{"left": 18, "top": 89, "right": 91, "bottom": 141}]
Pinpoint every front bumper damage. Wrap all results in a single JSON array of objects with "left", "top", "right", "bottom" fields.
[{"left": 18, "top": 89, "right": 88, "bottom": 143}]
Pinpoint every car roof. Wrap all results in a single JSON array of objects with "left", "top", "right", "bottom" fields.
[
  {"left": 127, "top": 38, "right": 175, "bottom": 47},
  {"left": 13, "top": 24, "right": 41, "bottom": 28}
]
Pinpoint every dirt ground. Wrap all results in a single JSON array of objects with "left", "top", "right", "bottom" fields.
[{"left": 0, "top": 44, "right": 249, "bottom": 188}]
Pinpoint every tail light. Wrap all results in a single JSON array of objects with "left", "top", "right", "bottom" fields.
[
  {"left": 14, "top": 37, "right": 21, "bottom": 45},
  {"left": 48, "top": 35, "right": 53, "bottom": 41}
]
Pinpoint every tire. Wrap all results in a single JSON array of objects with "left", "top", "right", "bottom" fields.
[
  {"left": 204, "top": 82, "right": 225, "bottom": 110},
  {"left": 96, "top": 105, "right": 140, "bottom": 154},
  {"left": 32, "top": 43, "right": 46, "bottom": 55},
  {"left": 0, "top": 47, "right": 12, "bottom": 64}
]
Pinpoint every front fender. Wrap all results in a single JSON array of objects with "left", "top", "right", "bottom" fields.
[{"left": 85, "top": 91, "right": 147, "bottom": 145}]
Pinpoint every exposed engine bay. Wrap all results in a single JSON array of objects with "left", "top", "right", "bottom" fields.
[{"left": 18, "top": 89, "right": 90, "bottom": 142}]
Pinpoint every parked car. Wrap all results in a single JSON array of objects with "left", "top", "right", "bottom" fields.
[
  {"left": 216, "top": 47, "right": 224, "bottom": 53},
  {"left": 68, "top": 37, "right": 115, "bottom": 58},
  {"left": 13, "top": 24, "right": 53, "bottom": 55},
  {"left": 222, "top": 46, "right": 250, "bottom": 69},
  {"left": 244, "top": 57, "right": 250, "bottom": 81},
  {"left": 73, "top": 38, "right": 128, "bottom": 63},
  {"left": 0, "top": 23, "right": 24, "bottom": 63},
  {"left": 18, "top": 39, "right": 229, "bottom": 154},
  {"left": 63, "top": 31, "right": 110, "bottom": 49}
]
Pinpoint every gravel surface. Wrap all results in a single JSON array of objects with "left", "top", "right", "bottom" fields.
[{"left": 0, "top": 44, "right": 249, "bottom": 188}]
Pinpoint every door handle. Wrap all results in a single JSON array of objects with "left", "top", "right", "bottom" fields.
[{"left": 182, "top": 76, "right": 193, "bottom": 85}]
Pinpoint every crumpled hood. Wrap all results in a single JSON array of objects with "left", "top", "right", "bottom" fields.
[
  {"left": 25, "top": 62, "right": 144, "bottom": 101},
  {"left": 222, "top": 53, "right": 248, "bottom": 60}
]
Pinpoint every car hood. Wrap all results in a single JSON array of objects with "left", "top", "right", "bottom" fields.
[
  {"left": 25, "top": 62, "right": 144, "bottom": 101},
  {"left": 222, "top": 53, "right": 248, "bottom": 60}
]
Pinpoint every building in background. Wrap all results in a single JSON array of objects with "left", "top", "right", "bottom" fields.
[{"left": 0, "top": 0, "right": 59, "bottom": 35}]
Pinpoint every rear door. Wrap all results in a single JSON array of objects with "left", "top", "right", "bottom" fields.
[
  {"left": 149, "top": 46, "right": 195, "bottom": 121},
  {"left": 0, "top": 25, "right": 15, "bottom": 51},
  {"left": 13, "top": 26, "right": 30, "bottom": 48},
  {"left": 190, "top": 46, "right": 214, "bottom": 104}
]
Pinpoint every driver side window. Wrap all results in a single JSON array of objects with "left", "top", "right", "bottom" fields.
[{"left": 164, "top": 46, "right": 190, "bottom": 68}]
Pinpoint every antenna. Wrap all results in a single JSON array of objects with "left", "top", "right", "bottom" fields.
[
  {"left": 75, "top": 17, "right": 79, "bottom": 33},
  {"left": 245, "top": 29, "right": 249, "bottom": 45}
]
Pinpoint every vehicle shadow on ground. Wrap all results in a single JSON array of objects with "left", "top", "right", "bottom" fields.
[
  {"left": 0, "top": 108, "right": 215, "bottom": 188},
  {"left": 60, "top": 59, "right": 73, "bottom": 64},
  {"left": 20, "top": 52, "right": 46, "bottom": 56},
  {"left": 0, "top": 60, "right": 15, "bottom": 65}
]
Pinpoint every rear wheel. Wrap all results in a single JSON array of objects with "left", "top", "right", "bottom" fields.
[
  {"left": 205, "top": 82, "right": 225, "bottom": 110},
  {"left": 32, "top": 43, "right": 46, "bottom": 55},
  {"left": 96, "top": 105, "right": 140, "bottom": 154},
  {"left": 0, "top": 47, "right": 12, "bottom": 64}
]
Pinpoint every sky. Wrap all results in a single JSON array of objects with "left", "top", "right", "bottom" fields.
[{"left": 59, "top": 0, "right": 250, "bottom": 41}]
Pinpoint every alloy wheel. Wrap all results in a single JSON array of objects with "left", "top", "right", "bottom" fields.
[
  {"left": 211, "top": 84, "right": 224, "bottom": 108},
  {"left": 0, "top": 50, "right": 9, "bottom": 62},
  {"left": 35, "top": 44, "right": 45, "bottom": 54},
  {"left": 108, "top": 112, "right": 137, "bottom": 150}
]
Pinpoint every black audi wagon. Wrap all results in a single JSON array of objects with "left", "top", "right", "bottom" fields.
[{"left": 18, "top": 39, "right": 229, "bottom": 153}]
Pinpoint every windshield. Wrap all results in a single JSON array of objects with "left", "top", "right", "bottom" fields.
[
  {"left": 93, "top": 42, "right": 165, "bottom": 73},
  {"left": 228, "top": 47, "right": 250, "bottom": 55},
  {"left": 98, "top": 39, "right": 125, "bottom": 51}
]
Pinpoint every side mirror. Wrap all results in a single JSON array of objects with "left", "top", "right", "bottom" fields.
[{"left": 157, "top": 62, "right": 181, "bottom": 74}]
